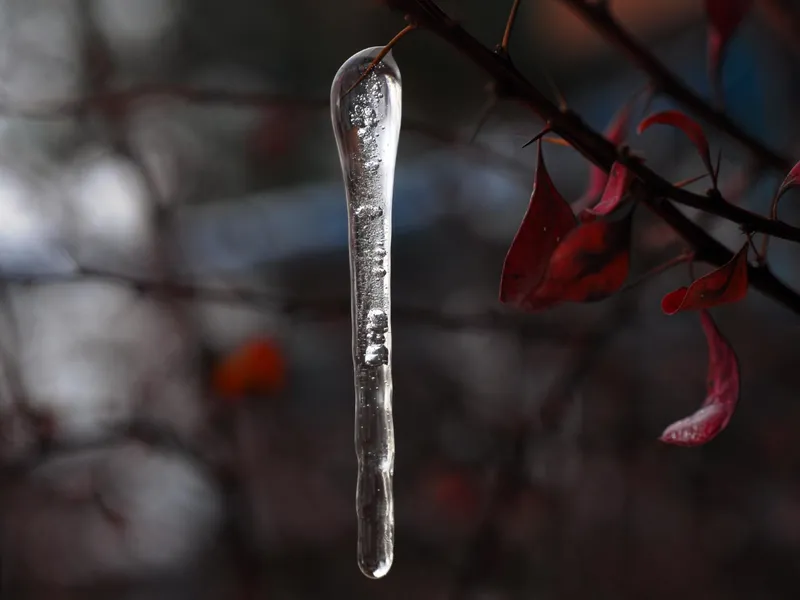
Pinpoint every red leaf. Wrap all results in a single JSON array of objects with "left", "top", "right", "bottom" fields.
[
  {"left": 500, "top": 142, "right": 577, "bottom": 308},
  {"left": 213, "top": 338, "right": 286, "bottom": 402},
  {"left": 578, "top": 101, "right": 633, "bottom": 210},
  {"left": 770, "top": 159, "right": 800, "bottom": 220},
  {"left": 660, "top": 310, "right": 740, "bottom": 446},
  {"left": 777, "top": 160, "right": 800, "bottom": 198},
  {"left": 706, "top": 0, "right": 753, "bottom": 100},
  {"left": 585, "top": 162, "right": 634, "bottom": 218},
  {"left": 531, "top": 212, "right": 633, "bottom": 306},
  {"left": 638, "top": 110, "right": 715, "bottom": 183},
  {"left": 661, "top": 243, "right": 748, "bottom": 315}
]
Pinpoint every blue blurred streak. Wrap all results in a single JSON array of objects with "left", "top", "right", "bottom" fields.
[{"left": 176, "top": 151, "right": 527, "bottom": 272}]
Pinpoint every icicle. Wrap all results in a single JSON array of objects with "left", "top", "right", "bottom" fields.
[{"left": 330, "top": 47, "right": 401, "bottom": 579}]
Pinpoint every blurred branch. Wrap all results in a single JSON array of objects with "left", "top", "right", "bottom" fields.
[
  {"left": 449, "top": 296, "right": 632, "bottom": 598},
  {"left": 557, "top": 0, "right": 793, "bottom": 173},
  {"left": 0, "top": 86, "right": 326, "bottom": 120},
  {"left": 0, "top": 267, "right": 581, "bottom": 337},
  {"left": 0, "top": 417, "right": 212, "bottom": 481},
  {"left": 385, "top": 0, "right": 800, "bottom": 316},
  {"left": 757, "top": 0, "right": 800, "bottom": 59},
  {"left": 0, "top": 84, "right": 532, "bottom": 176},
  {"left": 0, "top": 286, "right": 54, "bottom": 451}
]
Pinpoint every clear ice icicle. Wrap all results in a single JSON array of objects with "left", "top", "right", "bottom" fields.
[{"left": 330, "top": 48, "right": 401, "bottom": 579}]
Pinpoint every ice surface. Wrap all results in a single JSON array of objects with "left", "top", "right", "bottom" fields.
[{"left": 331, "top": 46, "right": 401, "bottom": 579}]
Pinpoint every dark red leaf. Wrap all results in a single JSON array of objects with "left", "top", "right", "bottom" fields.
[
  {"left": 578, "top": 100, "right": 633, "bottom": 210},
  {"left": 770, "top": 159, "right": 800, "bottom": 220},
  {"left": 660, "top": 310, "right": 740, "bottom": 446},
  {"left": 585, "top": 162, "right": 634, "bottom": 218},
  {"left": 661, "top": 243, "right": 748, "bottom": 315},
  {"left": 638, "top": 110, "right": 715, "bottom": 183},
  {"left": 500, "top": 141, "right": 577, "bottom": 308},
  {"left": 706, "top": 0, "right": 753, "bottom": 101},
  {"left": 777, "top": 160, "right": 800, "bottom": 198},
  {"left": 531, "top": 212, "right": 633, "bottom": 306}
]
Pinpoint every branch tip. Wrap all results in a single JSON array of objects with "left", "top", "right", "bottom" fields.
[
  {"left": 522, "top": 125, "right": 550, "bottom": 148},
  {"left": 500, "top": 0, "right": 523, "bottom": 54},
  {"left": 342, "top": 23, "right": 417, "bottom": 98}
]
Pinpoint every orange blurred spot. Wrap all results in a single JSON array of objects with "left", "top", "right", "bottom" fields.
[
  {"left": 213, "top": 338, "right": 286, "bottom": 402},
  {"left": 428, "top": 468, "right": 482, "bottom": 524}
]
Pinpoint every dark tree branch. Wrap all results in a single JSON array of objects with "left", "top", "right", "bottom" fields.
[
  {"left": 0, "top": 267, "right": 586, "bottom": 338},
  {"left": 385, "top": 0, "right": 800, "bottom": 315},
  {"left": 558, "top": 0, "right": 793, "bottom": 173}
]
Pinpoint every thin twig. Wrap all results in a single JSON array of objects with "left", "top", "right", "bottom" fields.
[
  {"left": 620, "top": 251, "right": 694, "bottom": 293},
  {"left": 746, "top": 232, "right": 766, "bottom": 265},
  {"left": 673, "top": 172, "right": 710, "bottom": 189},
  {"left": 342, "top": 24, "right": 417, "bottom": 97},
  {"left": 499, "top": 0, "right": 523, "bottom": 54},
  {"left": 557, "top": 0, "right": 793, "bottom": 173}
]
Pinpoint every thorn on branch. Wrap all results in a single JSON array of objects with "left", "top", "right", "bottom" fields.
[
  {"left": 522, "top": 125, "right": 551, "bottom": 148},
  {"left": 673, "top": 172, "right": 710, "bottom": 189}
]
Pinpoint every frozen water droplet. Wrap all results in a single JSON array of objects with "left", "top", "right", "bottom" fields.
[
  {"left": 355, "top": 205, "right": 383, "bottom": 220},
  {"left": 331, "top": 46, "right": 401, "bottom": 580},
  {"left": 367, "top": 308, "right": 389, "bottom": 332},
  {"left": 364, "top": 343, "right": 388, "bottom": 366}
]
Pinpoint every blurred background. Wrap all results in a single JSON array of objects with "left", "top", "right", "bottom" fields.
[{"left": 0, "top": 0, "right": 799, "bottom": 598}]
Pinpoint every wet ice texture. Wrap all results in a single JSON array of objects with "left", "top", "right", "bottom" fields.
[{"left": 330, "top": 47, "right": 401, "bottom": 579}]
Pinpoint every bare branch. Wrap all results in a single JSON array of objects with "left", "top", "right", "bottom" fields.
[{"left": 557, "top": 0, "right": 793, "bottom": 173}]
